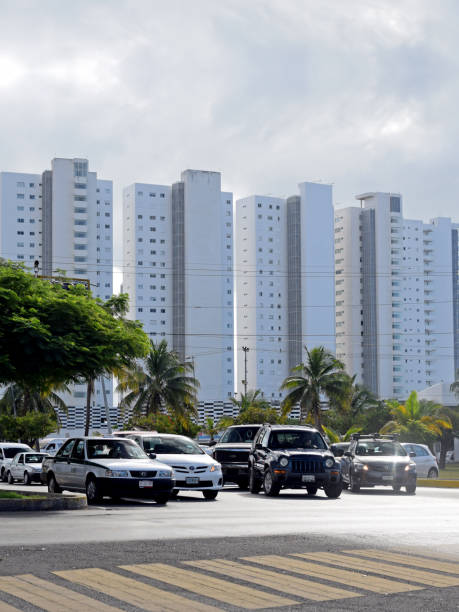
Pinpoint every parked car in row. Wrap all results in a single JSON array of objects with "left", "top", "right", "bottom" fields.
[
  {"left": 208, "top": 424, "right": 261, "bottom": 489},
  {"left": 41, "top": 437, "right": 175, "bottom": 504},
  {"left": 401, "top": 443, "right": 438, "bottom": 478},
  {"left": 7, "top": 452, "right": 48, "bottom": 485},
  {"left": 0, "top": 442, "right": 33, "bottom": 482},
  {"left": 248, "top": 424, "right": 342, "bottom": 498},
  {"left": 340, "top": 434, "right": 417, "bottom": 494},
  {"left": 40, "top": 438, "right": 66, "bottom": 456},
  {"left": 126, "top": 432, "right": 223, "bottom": 500}
]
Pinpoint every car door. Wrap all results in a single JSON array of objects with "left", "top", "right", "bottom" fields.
[
  {"left": 68, "top": 440, "right": 86, "bottom": 489},
  {"left": 412, "top": 444, "right": 429, "bottom": 477},
  {"left": 53, "top": 439, "right": 76, "bottom": 486},
  {"left": 250, "top": 428, "right": 265, "bottom": 475},
  {"left": 10, "top": 454, "right": 22, "bottom": 479},
  {"left": 340, "top": 441, "right": 354, "bottom": 482}
]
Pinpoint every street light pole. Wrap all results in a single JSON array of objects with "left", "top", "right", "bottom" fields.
[{"left": 242, "top": 346, "right": 249, "bottom": 396}]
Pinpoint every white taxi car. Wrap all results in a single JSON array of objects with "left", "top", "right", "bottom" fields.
[
  {"left": 7, "top": 452, "right": 48, "bottom": 485},
  {"left": 127, "top": 433, "right": 223, "bottom": 500}
]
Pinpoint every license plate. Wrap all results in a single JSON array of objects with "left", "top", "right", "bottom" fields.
[
  {"left": 302, "top": 475, "right": 315, "bottom": 483},
  {"left": 186, "top": 477, "right": 199, "bottom": 484},
  {"left": 139, "top": 480, "right": 153, "bottom": 488},
  {"left": 382, "top": 475, "right": 393, "bottom": 481}
]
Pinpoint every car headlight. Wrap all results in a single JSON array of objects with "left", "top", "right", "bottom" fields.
[
  {"left": 324, "top": 458, "right": 334, "bottom": 469},
  {"left": 354, "top": 462, "right": 365, "bottom": 471},
  {"left": 209, "top": 464, "right": 221, "bottom": 472},
  {"left": 105, "top": 469, "right": 129, "bottom": 478},
  {"left": 157, "top": 470, "right": 173, "bottom": 478},
  {"left": 279, "top": 457, "right": 289, "bottom": 467},
  {"left": 405, "top": 463, "right": 416, "bottom": 471}
]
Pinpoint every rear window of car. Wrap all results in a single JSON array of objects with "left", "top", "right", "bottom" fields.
[
  {"left": 219, "top": 427, "right": 260, "bottom": 443},
  {"left": 25, "top": 454, "right": 46, "bottom": 463}
]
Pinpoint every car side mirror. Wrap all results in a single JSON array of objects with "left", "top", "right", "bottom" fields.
[
  {"left": 148, "top": 452, "right": 157, "bottom": 459},
  {"left": 344, "top": 451, "right": 352, "bottom": 457},
  {"left": 409, "top": 451, "right": 416, "bottom": 457},
  {"left": 208, "top": 440, "right": 217, "bottom": 447}
]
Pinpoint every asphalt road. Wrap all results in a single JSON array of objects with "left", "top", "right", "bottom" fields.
[{"left": 0, "top": 484, "right": 458, "bottom": 611}]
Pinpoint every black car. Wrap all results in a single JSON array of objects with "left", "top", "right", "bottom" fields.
[
  {"left": 208, "top": 424, "right": 261, "bottom": 489},
  {"left": 248, "top": 424, "right": 342, "bottom": 498},
  {"left": 340, "top": 433, "right": 417, "bottom": 494}
]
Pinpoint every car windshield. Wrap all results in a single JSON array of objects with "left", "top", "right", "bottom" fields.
[
  {"left": 269, "top": 430, "right": 327, "bottom": 450},
  {"left": 355, "top": 441, "right": 407, "bottom": 456},
  {"left": 4, "top": 447, "right": 28, "bottom": 458},
  {"left": 86, "top": 440, "right": 148, "bottom": 460},
  {"left": 220, "top": 427, "right": 260, "bottom": 443},
  {"left": 141, "top": 437, "right": 204, "bottom": 455},
  {"left": 25, "top": 454, "right": 46, "bottom": 463}
]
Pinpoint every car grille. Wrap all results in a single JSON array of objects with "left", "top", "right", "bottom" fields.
[
  {"left": 175, "top": 480, "right": 213, "bottom": 488},
  {"left": 171, "top": 465, "right": 207, "bottom": 474},
  {"left": 130, "top": 470, "right": 158, "bottom": 478},
  {"left": 370, "top": 463, "right": 405, "bottom": 473},
  {"left": 215, "top": 450, "right": 249, "bottom": 463},
  {"left": 290, "top": 458, "right": 324, "bottom": 474}
]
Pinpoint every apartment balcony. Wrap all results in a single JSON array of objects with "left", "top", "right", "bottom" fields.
[
  {"left": 423, "top": 228, "right": 433, "bottom": 234},
  {"left": 423, "top": 238, "right": 432, "bottom": 245},
  {"left": 425, "top": 338, "right": 437, "bottom": 345},
  {"left": 425, "top": 318, "right": 433, "bottom": 325}
]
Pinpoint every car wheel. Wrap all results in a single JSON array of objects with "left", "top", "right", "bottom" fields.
[
  {"left": 237, "top": 478, "right": 249, "bottom": 490},
  {"left": 1, "top": 469, "right": 6, "bottom": 483},
  {"left": 7, "top": 471, "right": 14, "bottom": 485},
  {"left": 342, "top": 481, "right": 349, "bottom": 490},
  {"left": 47, "top": 473, "right": 62, "bottom": 494},
  {"left": 263, "top": 470, "right": 280, "bottom": 497},
  {"left": 24, "top": 472, "right": 31, "bottom": 486},
  {"left": 203, "top": 490, "right": 218, "bottom": 500},
  {"left": 324, "top": 482, "right": 343, "bottom": 499},
  {"left": 153, "top": 493, "right": 169, "bottom": 505},
  {"left": 306, "top": 485, "right": 318, "bottom": 496},
  {"left": 249, "top": 468, "right": 262, "bottom": 494},
  {"left": 427, "top": 468, "right": 438, "bottom": 479},
  {"left": 349, "top": 472, "right": 360, "bottom": 493},
  {"left": 169, "top": 490, "right": 179, "bottom": 500},
  {"left": 86, "top": 477, "right": 102, "bottom": 504},
  {"left": 406, "top": 480, "right": 417, "bottom": 495},
  {"left": 392, "top": 485, "right": 401, "bottom": 493}
]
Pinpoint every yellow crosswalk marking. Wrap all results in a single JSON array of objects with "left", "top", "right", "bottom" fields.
[
  {"left": 243, "top": 554, "right": 422, "bottom": 594},
  {"left": 187, "top": 558, "right": 360, "bottom": 601},
  {"left": 0, "top": 602, "right": 23, "bottom": 612},
  {"left": 345, "top": 549, "right": 459, "bottom": 575},
  {"left": 0, "top": 574, "right": 119, "bottom": 612},
  {"left": 294, "top": 552, "right": 459, "bottom": 588},
  {"left": 122, "top": 562, "right": 299, "bottom": 609},
  {"left": 55, "top": 567, "right": 219, "bottom": 612}
]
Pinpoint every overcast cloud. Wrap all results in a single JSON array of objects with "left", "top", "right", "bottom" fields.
[{"left": 1, "top": 0, "right": 458, "bottom": 260}]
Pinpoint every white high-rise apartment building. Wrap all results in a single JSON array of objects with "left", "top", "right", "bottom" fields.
[
  {"left": 235, "top": 182, "right": 335, "bottom": 402},
  {"left": 335, "top": 192, "right": 457, "bottom": 399},
  {"left": 123, "top": 170, "right": 234, "bottom": 408},
  {"left": 0, "top": 158, "right": 114, "bottom": 431}
]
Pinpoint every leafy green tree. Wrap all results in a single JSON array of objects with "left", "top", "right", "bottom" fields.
[
  {"left": 230, "top": 389, "right": 271, "bottom": 414},
  {"left": 234, "top": 405, "right": 280, "bottom": 425},
  {"left": 0, "top": 382, "right": 68, "bottom": 419},
  {"left": 0, "top": 412, "right": 57, "bottom": 447},
  {"left": 380, "top": 391, "right": 452, "bottom": 444},
  {"left": 124, "top": 412, "right": 200, "bottom": 438},
  {"left": 281, "top": 346, "right": 348, "bottom": 430},
  {"left": 118, "top": 339, "right": 199, "bottom": 420},
  {"left": 326, "top": 375, "right": 379, "bottom": 434},
  {"left": 322, "top": 425, "right": 362, "bottom": 444},
  {"left": 0, "top": 264, "right": 149, "bottom": 393}
]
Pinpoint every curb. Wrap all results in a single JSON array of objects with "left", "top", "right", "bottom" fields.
[
  {"left": 417, "top": 479, "right": 459, "bottom": 488},
  {"left": 0, "top": 490, "right": 87, "bottom": 511}
]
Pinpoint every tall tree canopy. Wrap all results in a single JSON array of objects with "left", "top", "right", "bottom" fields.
[{"left": 0, "top": 263, "right": 149, "bottom": 390}]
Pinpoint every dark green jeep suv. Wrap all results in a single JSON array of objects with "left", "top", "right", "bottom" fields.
[{"left": 248, "top": 424, "right": 342, "bottom": 498}]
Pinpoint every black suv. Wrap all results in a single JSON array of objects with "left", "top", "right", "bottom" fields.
[
  {"left": 209, "top": 424, "right": 261, "bottom": 489},
  {"left": 340, "top": 433, "right": 417, "bottom": 494},
  {"left": 248, "top": 424, "right": 342, "bottom": 498}
]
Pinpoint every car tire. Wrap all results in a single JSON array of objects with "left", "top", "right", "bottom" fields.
[
  {"left": 237, "top": 479, "right": 249, "bottom": 490},
  {"left": 48, "top": 473, "right": 62, "bottom": 494},
  {"left": 324, "top": 482, "right": 343, "bottom": 499},
  {"left": 249, "top": 468, "right": 262, "bottom": 494},
  {"left": 349, "top": 472, "right": 360, "bottom": 493},
  {"left": 306, "top": 485, "right": 318, "bottom": 496},
  {"left": 7, "top": 471, "right": 14, "bottom": 485},
  {"left": 392, "top": 485, "right": 401, "bottom": 493},
  {"left": 153, "top": 493, "right": 169, "bottom": 505},
  {"left": 203, "top": 490, "right": 218, "bottom": 500},
  {"left": 169, "top": 490, "right": 179, "bottom": 500},
  {"left": 427, "top": 468, "right": 438, "bottom": 479},
  {"left": 1, "top": 469, "right": 6, "bottom": 483},
  {"left": 24, "top": 472, "right": 31, "bottom": 486},
  {"left": 342, "top": 481, "right": 349, "bottom": 490},
  {"left": 406, "top": 480, "right": 416, "bottom": 495},
  {"left": 86, "top": 477, "right": 102, "bottom": 504},
  {"left": 263, "top": 470, "right": 281, "bottom": 497}
]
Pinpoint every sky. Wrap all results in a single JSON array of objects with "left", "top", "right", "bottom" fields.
[{"left": 1, "top": 0, "right": 458, "bottom": 257}]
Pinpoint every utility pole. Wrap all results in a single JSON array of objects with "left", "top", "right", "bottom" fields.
[{"left": 242, "top": 346, "right": 249, "bottom": 395}]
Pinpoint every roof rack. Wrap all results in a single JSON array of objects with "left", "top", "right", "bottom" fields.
[{"left": 350, "top": 433, "right": 400, "bottom": 441}]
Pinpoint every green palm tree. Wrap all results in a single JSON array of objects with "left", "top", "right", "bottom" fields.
[
  {"left": 280, "top": 346, "right": 348, "bottom": 431},
  {"left": 230, "top": 389, "right": 271, "bottom": 414},
  {"left": 118, "top": 339, "right": 199, "bottom": 419},
  {"left": 380, "top": 391, "right": 452, "bottom": 444}
]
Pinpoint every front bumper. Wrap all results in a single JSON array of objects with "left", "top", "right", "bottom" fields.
[
  {"left": 274, "top": 470, "right": 340, "bottom": 488},
  {"left": 174, "top": 475, "right": 223, "bottom": 491},
  {"left": 98, "top": 477, "right": 175, "bottom": 498},
  {"left": 353, "top": 469, "right": 416, "bottom": 487}
]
